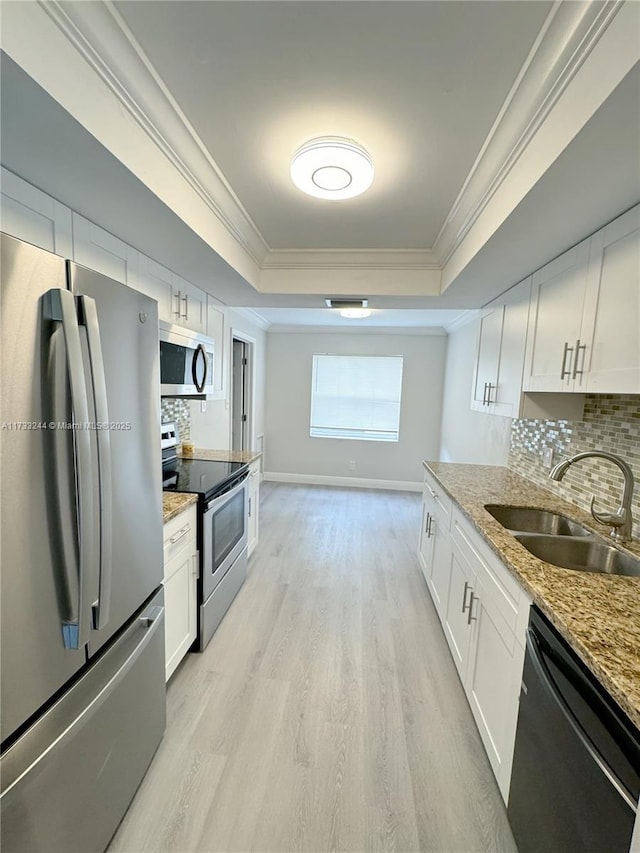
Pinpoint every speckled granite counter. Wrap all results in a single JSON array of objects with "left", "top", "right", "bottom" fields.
[
  {"left": 162, "top": 492, "right": 198, "bottom": 524},
  {"left": 424, "top": 462, "right": 640, "bottom": 729},
  {"left": 179, "top": 448, "right": 262, "bottom": 464}
]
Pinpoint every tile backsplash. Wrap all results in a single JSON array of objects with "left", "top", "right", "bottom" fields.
[
  {"left": 508, "top": 395, "right": 640, "bottom": 540},
  {"left": 160, "top": 399, "right": 191, "bottom": 443}
]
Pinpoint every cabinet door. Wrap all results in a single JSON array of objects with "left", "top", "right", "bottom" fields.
[
  {"left": 418, "top": 493, "right": 435, "bottom": 583},
  {"left": 171, "top": 275, "right": 207, "bottom": 334},
  {"left": 207, "top": 299, "right": 226, "bottom": 400},
  {"left": 1, "top": 168, "right": 73, "bottom": 257},
  {"left": 492, "top": 277, "right": 532, "bottom": 417},
  {"left": 72, "top": 214, "right": 138, "bottom": 287},
  {"left": 583, "top": 206, "right": 640, "bottom": 393},
  {"left": 523, "top": 240, "right": 591, "bottom": 392},
  {"left": 427, "top": 515, "right": 452, "bottom": 622},
  {"left": 472, "top": 306, "right": 503, "bottom": 409},
  {"left": 137, "top": 255, "right": 173, "bottom": 322},
  {"left": 465, "top": 577, "right": 525, "bottom": 802},
  {"left": 164, "top": 549, "right": 198, "bottom": 681},
  {"left": 443, "top": 546, "right": 474, "bottom": 682}
]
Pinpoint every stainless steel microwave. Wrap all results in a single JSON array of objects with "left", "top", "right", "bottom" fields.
[{"left": 159, "top": 322, "right": 215, "bottom": 397}]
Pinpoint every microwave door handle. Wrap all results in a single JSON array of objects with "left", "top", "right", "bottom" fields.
[
  {"left": 192, "top": 343, "right": 207, "bottom": 393},
  {"left": 79, "top": 295, "right": 113, "bottom": 631},
  {"left": 43, "top": 289, "right": 95, "bottom": 650}
]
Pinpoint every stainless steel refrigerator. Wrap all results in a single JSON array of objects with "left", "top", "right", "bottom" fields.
[{"left": 0, "top": 233, "right": 166, "bottom": 852}]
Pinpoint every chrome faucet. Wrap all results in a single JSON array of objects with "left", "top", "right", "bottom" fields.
[{"left": 549, "top": 451, "right": 635, "bottom": 543}]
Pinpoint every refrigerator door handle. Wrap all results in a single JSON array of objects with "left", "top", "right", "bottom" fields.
[
  {"left": 43, "top": 289, "right": 95, "bottom": 650},
  {"left": 79, "top": 295, "right": 113, "bottom": 631}
]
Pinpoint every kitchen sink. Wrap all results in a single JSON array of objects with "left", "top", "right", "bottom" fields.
[
  {"left": 485, "top": 505, "right": 593, "bottom": 537},
  {"left": 513, "top": 533, "right": 640, "bottom": 578}
]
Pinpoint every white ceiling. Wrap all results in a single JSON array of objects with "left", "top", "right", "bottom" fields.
[
  {"left": 1, "top": 1, "right": 638, "bottom": 330},
  {"left": 114, "top": 0, "right": 552, "bottom": 251}
]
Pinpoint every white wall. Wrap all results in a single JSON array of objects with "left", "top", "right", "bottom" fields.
[
  {"left": 439, "top": 319, "right": 512, "bottom": 465},
  {"left": 264, "top": 330, "right": 446, "bottom": 487},
  {"left": 189, "top": 309, "right": 267, "bottom": 451}
]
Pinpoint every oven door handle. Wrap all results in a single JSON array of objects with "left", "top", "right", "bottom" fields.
[
  {"left": 205, "top": 473, "right": 248, "bottom": 513},
  {"left": 525, "top": 627, "right": 637, "bottom": 813}
]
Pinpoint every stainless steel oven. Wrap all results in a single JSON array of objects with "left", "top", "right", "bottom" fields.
[{"left": 200, "top": 473, "right": 248, "bottom": 649}]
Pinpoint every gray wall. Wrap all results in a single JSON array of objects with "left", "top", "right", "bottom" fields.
[
  {"left": 439, "top": 319, "right": 512, "bottom": 465},
  {"left": 264, "top": 330, "right": 447, "bottom": 486}
]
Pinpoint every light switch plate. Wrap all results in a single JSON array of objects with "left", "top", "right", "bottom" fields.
[{"left": 542, "top": 447, "right": 553, "bottom": 469}]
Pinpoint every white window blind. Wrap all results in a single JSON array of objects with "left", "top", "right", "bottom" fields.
[{"left": 310, "top": 354, "right": 403, "bottom": 441}]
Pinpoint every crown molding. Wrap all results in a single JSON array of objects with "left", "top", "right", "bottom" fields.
[
  {"left": 443, "top": 310, "right": 480, "bottom": 334},
  {"left": 38, "top": 0, "right": 270, "bottom": 268},
  {"left": 262, "top": 248, "right": 440, "bottom": 270},
  {"left": 433, "top": 0, "right": 626, "bottom": 267},
  {"left": 5, "top": 0, "right": 632, "bottom": 297}
]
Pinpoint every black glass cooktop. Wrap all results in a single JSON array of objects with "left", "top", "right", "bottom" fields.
[{"left": 162, "top": 458, "right": 247, "bottom": 500}]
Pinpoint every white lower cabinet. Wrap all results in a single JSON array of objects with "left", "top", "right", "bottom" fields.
[
  {"left": 418, "top": 486, "right": 532, "bottom": 805},
  {"left": 163, "top": 505, "right": 198, "bottom": 681},
  {"left": 418, "top": 469, "right": 453, "bottom": 621},
  {"left": 247, "top": 459, "right": 261, "bottom": 558}
]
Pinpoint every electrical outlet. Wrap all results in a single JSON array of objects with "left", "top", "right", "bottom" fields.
[
  {"left": 201, "top": 400, "right": 207, "bottom": 413},
  {"left": 348, "top": 460, "right": 356, "bottom": 471},
  {"left": 542, "top": 447, "right": 553, "bottom": 469}
]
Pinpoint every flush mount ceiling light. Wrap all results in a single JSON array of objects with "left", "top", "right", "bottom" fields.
[
  {"left": 291, "top": 137, "right": 374, "bottom": 200},
  {"left": 324, "top": 298, "right": 371, "bottom": 319}
]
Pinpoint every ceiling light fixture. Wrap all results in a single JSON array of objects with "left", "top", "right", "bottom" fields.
[
  {"left": 324, "top": 298, "right": 371, "bottom": 319},
  {"left": 291, "top": 137, "right": 374, "bottom": 200}
]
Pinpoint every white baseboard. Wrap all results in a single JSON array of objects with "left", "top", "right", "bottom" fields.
[{"left": 263, "top": 472, "right": 422, "bottom": 492}]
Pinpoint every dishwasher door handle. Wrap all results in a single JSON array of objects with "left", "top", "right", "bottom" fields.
[{"left": 525, "top": 628, "right": 637, "bottom": 813}]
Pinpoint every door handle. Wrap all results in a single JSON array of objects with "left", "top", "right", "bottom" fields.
[
  {"left": 79, "top": 295, "right": 113, "bottom": 631},
  {"left": 427, "top": 515, "right": 434, "bottom": 538},
  {"left": 462, "top": 580, "right": 472, "bottom": 613},
  {"left": 181, "top": 294, "right": 188, "bottom": 320},
  {"left": 467, "top": 591, "right": 478, "bottom": 625},
  {"left": 560, "top": 341, "right": 574, "bottom": 379},
  {"left": 572, "top": 338, "right": 586, "bottom": 379},
  {"left": 192, "top": 343, "right": 208, "bottom": 393},
  {"left": 43, "top": 289, "right": 95, "bottom": 650},
  {"left": 425, "top": 511, "right": 431, "bottom": 534}
]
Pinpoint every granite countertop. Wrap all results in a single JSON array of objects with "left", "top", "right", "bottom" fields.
[
  {"left": 423, "top": 461, "right": 640, "bottom": 729},
  {"left": 162, "top": 492, "right": 198, "bottom": 524},
  {"left": 179, "top": 448, "right": 262, "bottom": 465}
]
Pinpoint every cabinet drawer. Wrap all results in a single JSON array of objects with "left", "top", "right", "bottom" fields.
[
  {"left": 423, "top": 469, "right": 452, "bottom": 531},
  {"left": 163, "top": 505, "right": 197, "bottom": 570},
  {"left": 451, "top": 508, "right": 521, "bottom": 635}
]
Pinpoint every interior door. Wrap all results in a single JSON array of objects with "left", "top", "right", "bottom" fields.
[
  {"left": 231, "top": 338, "right": 247, "bottom": 451},
  {"left": 1, "top": 235, "right": 86, "bottom": 743},
  {"left": 69, "top": 262, "right": 164, "bottom": 655}
]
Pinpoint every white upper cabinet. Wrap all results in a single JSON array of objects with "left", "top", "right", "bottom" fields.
[
  {"left": 206, "top": 297, "right": 226, "bottom": 400},
  {"left": 523, "top": 239, "right": 592, "bottom": 392},
  {"left": 582, "top": 205, "right": 640, "bottom": 393},
  {"left": 472, "top": 277, "right": 532, "bottom": 417},
  {"left": 523, "top": 204, "right": 639, "bottom": 395},
  {"left": 137, "top": 255, "right": 173, "bottom": 323},
  {"left": 170, "top": 275, "right": 207, "bottom": 334},
  {"left": 1, "top": 169, "right": 73, "bottom": 258},
  {"left": 72, "top": 214, "right": 139, "bottom": 288}
]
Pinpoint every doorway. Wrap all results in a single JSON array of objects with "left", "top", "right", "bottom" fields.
[{"left": 231, "top": 332, "right": 254, "bottom": 452}]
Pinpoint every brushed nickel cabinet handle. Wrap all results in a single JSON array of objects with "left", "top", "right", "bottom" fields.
[
  {"left": 572, "top": 339, "right": 586, "bottom": 379},
  {"left": 467, "top": 591, "right": 478, "bottom": 625},
  {"left": 462, "top": 580, "right": 471, "bottom": 613},
  {"left": 560, "top": 341, "right": 574, "bottom": 379}
]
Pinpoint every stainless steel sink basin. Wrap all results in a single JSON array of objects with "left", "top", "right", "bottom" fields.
[
  {"left": 514, "top": 533, "right": 640, "bottom": 578},
  {"left": 485, "top": 505, "right": 592, "bottom": 537}
]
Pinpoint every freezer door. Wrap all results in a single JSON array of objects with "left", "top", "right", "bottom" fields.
[
  {"left": 0, "top": 234, "right": 87, "bottom": 743},
  {"left": 0, "top": 589, "right": 166, "bottom": 853},
  {"left": 69, "top": 262, "right": 164, "bottom": 654}
]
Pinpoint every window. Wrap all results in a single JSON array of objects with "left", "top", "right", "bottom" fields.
[{"left": 310, "top": 354, "right": 403, "bottom": 442}]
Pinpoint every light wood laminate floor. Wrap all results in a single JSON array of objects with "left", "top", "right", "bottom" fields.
[{"left": 109, "top": 483, "right": 517, "bottom": 853}]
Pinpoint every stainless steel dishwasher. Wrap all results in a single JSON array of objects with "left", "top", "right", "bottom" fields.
[{"left": 508, "top": 606, "right": 640, "bottom": 853}]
